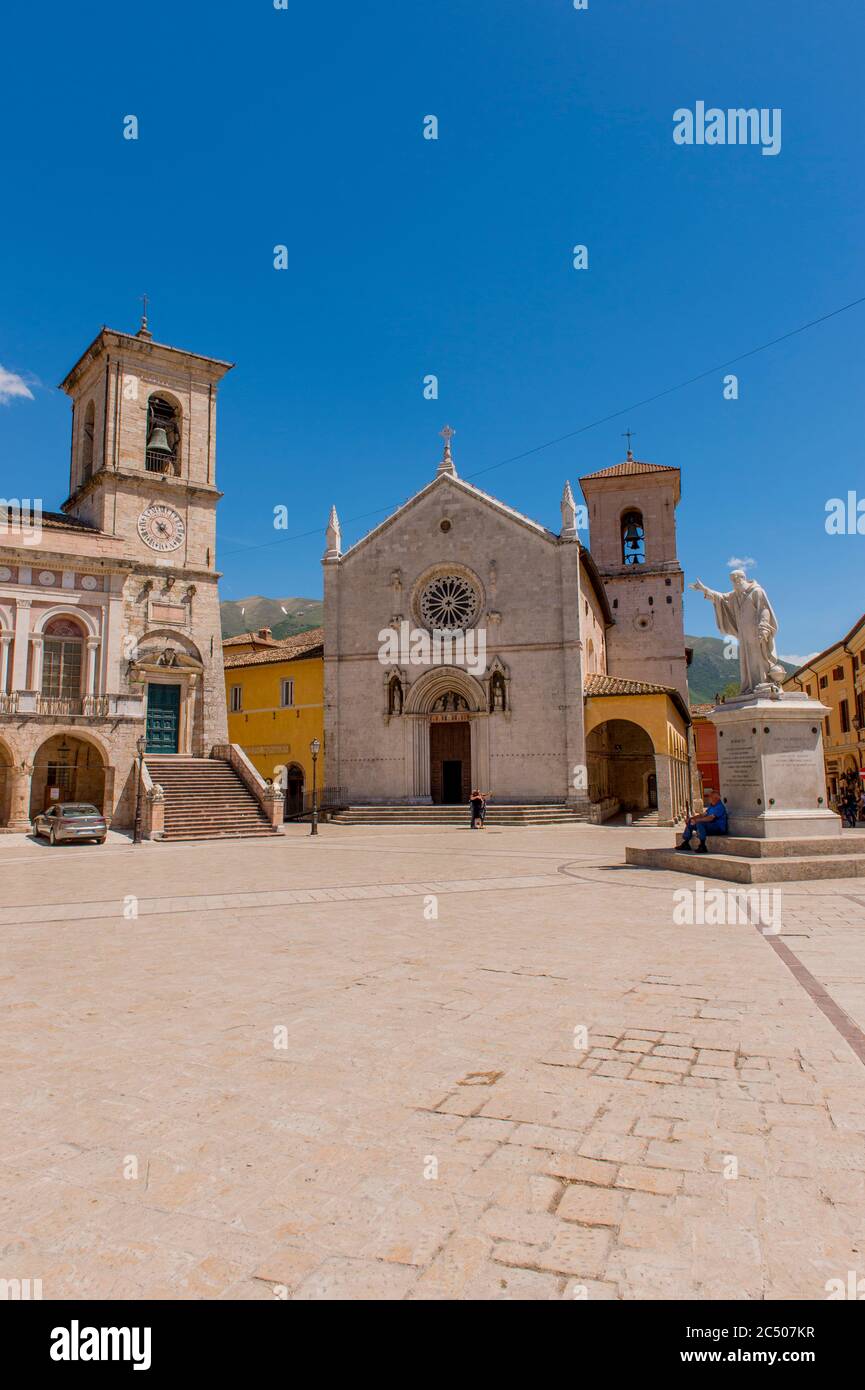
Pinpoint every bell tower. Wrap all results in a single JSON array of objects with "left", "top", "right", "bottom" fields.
[
  {"left": 579, "top": 449, "right": 688, "bottom": 701},
  {"left": 59, "top": 312, "right": 233, "bottom": 572},
  {"left": 58, "top": 314, "right": 234, "bottom": 754}
]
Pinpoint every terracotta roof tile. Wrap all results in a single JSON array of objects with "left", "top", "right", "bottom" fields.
[
  {"left": 585, "top": 672, "right": 678, "bottom": 698},
  {"left": 2, "top": 507, "right": 102, "bottom": 534},
  {"left": 222, "top": 632, "right": 279, "bottom": 648},
  {"left": 223, "top": 627, "right": 324, "bottom": 669},
  {"left": 580, "top": 460, "right": 679, "bottom": 481}
]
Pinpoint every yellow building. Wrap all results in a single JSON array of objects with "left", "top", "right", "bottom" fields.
[
  {"left": 583, "top": 673, "right": 693, "bottom": 823},
  {"left": 783, "top": 611, "right": 865, "bottom": 808},
  {"left": 223, "top": 627, "right": 325, "bottom": 816}
]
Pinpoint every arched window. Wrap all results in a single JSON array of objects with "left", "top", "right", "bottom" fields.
[
  {"left": 81, "top": 401, "right": 95, "bottom": 482},
  {"left": 621, "top": 510, "right": 645, "bottom": 566},
  {"left": 145, "top": 395, "right": 181, "bottom": 474},
  {"left": 41, "top": 619, "right": 85, "bottom": 700}
]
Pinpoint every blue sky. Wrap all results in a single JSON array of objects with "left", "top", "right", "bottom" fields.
[{"left": 1, "top": 0, "right": 862, "bottom": 660}]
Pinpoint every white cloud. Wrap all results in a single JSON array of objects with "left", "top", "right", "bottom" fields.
[
  {"left": 0, "top": 366, "right": 35, "bottom": 405},
  {"left": 780, "top": 652, "right": 818, "bottom": 667},
  {"left": 726, "top": 555, "right": 756, "bottom": 570}
]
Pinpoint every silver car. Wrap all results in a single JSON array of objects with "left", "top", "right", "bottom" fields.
[{"left": 33, "top": 803, "right": 108, "bottom": 846}]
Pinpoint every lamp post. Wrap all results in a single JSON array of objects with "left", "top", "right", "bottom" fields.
[
  {"left": 133, "top": 734, "right": 147, "bottom": 845},
  {"left": 310, "top": 737, "right": 321, "bottom": 836}
]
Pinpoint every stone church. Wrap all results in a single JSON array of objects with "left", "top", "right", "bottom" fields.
[
  {"left": 0, "top": 317, "right": 279, "bottom": 838},
  {"left": 323, "top": 433, "right": 693, "bottom": 824}
]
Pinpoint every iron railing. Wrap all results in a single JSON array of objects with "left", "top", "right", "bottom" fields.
[
  {"left": 283, "top": 785, "right": 347, "bottom": 821},
  {"left": 145, "top": 452, "right": 177, "bottom": 474}
]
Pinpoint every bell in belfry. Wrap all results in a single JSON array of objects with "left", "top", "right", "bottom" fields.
[{"left": 146, "top": 426, "right": 173, "bottom": 455}]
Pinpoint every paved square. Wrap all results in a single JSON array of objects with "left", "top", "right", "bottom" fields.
[{"left": 2, "top": 823, "right": 865, "bottom": 1300}]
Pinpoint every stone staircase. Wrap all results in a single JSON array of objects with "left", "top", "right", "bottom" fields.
[
  {"left": 145, "top": 756, "right": 280, "bottom": 841},
  {"left": 329, "top": 803, "right": 591, "bottom": 827}
]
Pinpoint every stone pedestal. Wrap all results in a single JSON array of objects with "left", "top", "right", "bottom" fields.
[{"left": 712, "top": 692, "right": 839, "bottom": 839}]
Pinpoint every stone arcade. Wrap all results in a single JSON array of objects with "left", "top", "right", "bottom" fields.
[{"left": 323, "top": 434, "right": 693, "bottom": 824}]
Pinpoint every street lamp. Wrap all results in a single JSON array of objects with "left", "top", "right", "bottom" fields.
[
  {"left": 310, "top": 737, "right": 321, "bottom": 836},
  {"left": 133, "top": 734, "right": 147, "bottom": 845}
]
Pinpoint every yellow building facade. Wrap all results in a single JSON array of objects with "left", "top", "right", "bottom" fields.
[
  {"left": 783, "top": 611, "right": 865, "bottom": 809},
  {"left": 223, "top": 627, "right": 325, "bottom": 816},
  {"left": 583, "top": 673, "right": 692, "bottom": 823}
]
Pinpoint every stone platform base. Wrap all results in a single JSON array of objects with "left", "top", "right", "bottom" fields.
[{"left": 626, "top": 833, "right": 865, "bottom": 883}]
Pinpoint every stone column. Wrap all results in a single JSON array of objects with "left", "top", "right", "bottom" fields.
[
  {"left": 409, "top": 716, "right": 432, "bottom": 803},
  {"left": 0, "top": 633, "right": 12, "bottom": 693},
  {"left": 29, "top": 634, "right": 43, "bottom": 695},
  {"left": 471, "top": 716, "right": 491, "bottom": 795},
  {"left": 11, "top": 599, "right": 32, "bottom": 691},
  {"left": 654, "top": 753, "right": 674, "bottom": 825},
  {"left": 185, "top": 674, "right": 199, "bottom": 755},
  {"left": 85, "top": 638, "right": 100, "bottom": 695},
  {"left": 8, "top": 761, "right": 33, "bottom": 830}
]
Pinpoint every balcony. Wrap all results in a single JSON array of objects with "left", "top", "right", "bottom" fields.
[
  {"left": 35, "top": 695, "right": 111, "bottom": 717},
  {"left": 4, "top": 692, "right": 145, "bottom": 720}
]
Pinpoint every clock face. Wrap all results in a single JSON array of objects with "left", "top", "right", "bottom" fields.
[{"left": 138, "top": 504, "right": 185, "bottom": 553}]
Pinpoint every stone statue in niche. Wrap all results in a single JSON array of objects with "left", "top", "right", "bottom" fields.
[
  {"left": 490, "top": 672, "right": 506, "bottom": 712},
  {"left": 388, "top": 675, "right": 403, "bottom": 715}
]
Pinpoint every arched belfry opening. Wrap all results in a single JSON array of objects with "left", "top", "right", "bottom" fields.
[
  {"left": 621, "top": 510, "right": 645, "bottom": 566},
  {"left": 81, "top": 400, "right": 95, "bottom": 482},
  {"left": 145, "top": 395, "right": 181, "bottom": 474}
]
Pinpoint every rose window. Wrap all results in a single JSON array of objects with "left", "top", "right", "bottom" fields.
[{"left": 419, "top": 574, "right": 479, "bottom": 630}]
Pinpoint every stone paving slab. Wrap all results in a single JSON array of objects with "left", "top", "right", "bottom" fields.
[{"left": 1, "top": 823, "right": 864, "bottom": 1300}]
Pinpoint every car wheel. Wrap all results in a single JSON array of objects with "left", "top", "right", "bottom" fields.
[
  {"left": 95, "top": 838, "right": 106, "bottom": 845},
  {"left": 49, "top": 828, "right": 57, "bottom": 847}
]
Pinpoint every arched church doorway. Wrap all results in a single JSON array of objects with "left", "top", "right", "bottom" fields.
[
  {"left": 586, "top": 719, "right": 656, "bottom": 814},
  {"left": 283, "top": 763, "right": 305, "bottom": 819},
  {"left": 430, "top": 696, "right": 472, "bottom": 804},
  {"left": 29, "top": 734, "right": 106, "bottom": 819}
]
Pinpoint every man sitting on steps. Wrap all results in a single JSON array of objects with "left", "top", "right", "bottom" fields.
[{"left": 677, "top": 789, "right": 728, "bottom": 854}]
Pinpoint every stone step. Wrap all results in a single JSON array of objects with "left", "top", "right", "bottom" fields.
[
  {"left": 331, "top": 808, "right": 590, "bottom": 825},
  {"left": 626, "top": 844, "right": 865, "bottom": 884},
  {"left": 674, "top": 832, "right": 865, "bottom": 860},
  {"left": 145, "top": 754, "right": 277, "bottom": 842}
]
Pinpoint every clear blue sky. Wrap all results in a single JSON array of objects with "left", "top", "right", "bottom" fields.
[{"left": 1, "top": 0, "right": 862, "bottom": 660}]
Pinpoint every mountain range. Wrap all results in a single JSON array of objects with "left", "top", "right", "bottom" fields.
[
  {"left": 220, "top": 596, "right": 324, "bottom": 641},
  {"left": 218, "top": 598, "right": 798, "bottom": 703}
]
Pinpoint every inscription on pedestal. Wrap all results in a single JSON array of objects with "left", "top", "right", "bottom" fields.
[{"left": 720, "top": 733, "right": 760, "bottom": 793}]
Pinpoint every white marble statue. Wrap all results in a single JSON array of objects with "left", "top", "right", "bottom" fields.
[{"left": 690, "top": 569, "right": 786, "bottom": 694}]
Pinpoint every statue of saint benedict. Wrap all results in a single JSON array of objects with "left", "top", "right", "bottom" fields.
[{"left": 690, "top": 569, "right": 787, "bottom": 695}]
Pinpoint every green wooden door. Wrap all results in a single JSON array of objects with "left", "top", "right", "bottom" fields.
[{"left": 146, "top": 683, "right": 181, "bottom": 753}]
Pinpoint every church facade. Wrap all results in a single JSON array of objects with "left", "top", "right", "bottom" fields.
[
  {"left": 322, "top": 435, "right": 693, "bottom": 824},
  {"left": 0, "top": 317, "right": 232, "bottom": 831}
]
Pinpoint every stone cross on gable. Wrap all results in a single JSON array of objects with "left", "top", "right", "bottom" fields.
[{"left": 437, "top": 425, "right": 457, "bottom": 477}]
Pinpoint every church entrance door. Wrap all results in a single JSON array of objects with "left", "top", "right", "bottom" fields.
[
  {"left": 430, "top": 721, "right": 471, "bottom": 804},
  {"left": 146, "top": 683, "right": 181, "bottom": 754}
]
